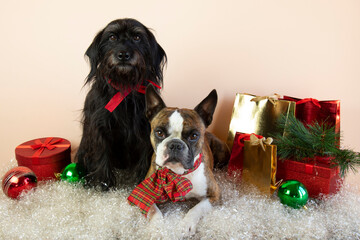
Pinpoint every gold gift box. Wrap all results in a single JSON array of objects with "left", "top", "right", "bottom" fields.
[{"left": 242, "top": 139, "right": 277, "bottom": 195}]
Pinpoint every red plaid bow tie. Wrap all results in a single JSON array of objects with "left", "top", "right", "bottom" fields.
[{"left": 127, "top": 154, "right": 203, "bottom": 217}]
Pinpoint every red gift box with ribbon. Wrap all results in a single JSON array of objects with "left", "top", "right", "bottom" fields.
[
  {"left": 15, "top": 137, "right": 71, "bottom": 181},
  {"left": 282, "top": 96, "right": 340, "bottom": 134},
  {"left": 276, "top": 158, "right": 342, "bottom": 198}
]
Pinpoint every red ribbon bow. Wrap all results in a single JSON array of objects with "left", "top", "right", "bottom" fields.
[
  {"left": 30, "top": 137, "right": 63, "bottom": 158},
  {"left": 127, "top": 154, "right": 203, "bottom": 217},
  {"left": 105, "top": 80, "right": 161, "bottom": 112},
  {"left": 237, "top": 133, "right": 263, "bottom": 147},
  {"left": 296, "top": 98, "right": 321, "bottom": 108}
]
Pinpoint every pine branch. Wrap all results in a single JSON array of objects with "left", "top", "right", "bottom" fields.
[
  {"left": 273, "top": 114, "right": 360, "bottom": 177},
  {"left": 307, "top": 121, "right": 338, "bottom": 156},
  {"left": 273, "top": 114, "right": 316, "bottom": 160},
  {"left": 333, "top": 149, "right": 360, "bottom": 178}
]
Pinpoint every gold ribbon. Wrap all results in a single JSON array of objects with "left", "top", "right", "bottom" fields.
[
  {"left": 249, "top": 134, "right": 273, "bottom": 151},
  {"left": 250, "top": 93, "right": 281, "bottom": 105}
]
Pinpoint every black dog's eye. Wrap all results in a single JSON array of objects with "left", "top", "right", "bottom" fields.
[
  {"left": 189, "top": 133, "right": 199, "bottom": 142},
  {"left": 109, "top": 34, "right": 117, "bottom": 42},
  {"left": 155, "top": 129, "right": 165, "bottom": 139},
  {"left": 133, "top": 35, "right": 141, "bottom": 42}
]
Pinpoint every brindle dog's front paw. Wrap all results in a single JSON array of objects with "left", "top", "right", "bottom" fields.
[
  {"left": 181, "top": 211, "right": 200, "bottom": 237},
  {"left": 181, "top": 199, "right": 212, "bottom": 237},
  {"left": 183, "top": 223, "right": 197, "bottom": 237}
]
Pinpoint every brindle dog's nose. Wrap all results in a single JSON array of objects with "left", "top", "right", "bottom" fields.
[
  {"left": 117, "top": 51, "right": 131, "bottom": 61},
  {"left": 169, "top": 140, "right": 184, "bottom": 151}
]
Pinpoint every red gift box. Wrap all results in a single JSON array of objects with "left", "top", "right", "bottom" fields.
[
  {"left": 15, "top": 137, "right": 71, "bottom": 181},
  {"left": 282, "top": 96, "right": 340, "bottom": 134},
  {"left": 276, "top": 158, "right": 342, "bottom": 198}
]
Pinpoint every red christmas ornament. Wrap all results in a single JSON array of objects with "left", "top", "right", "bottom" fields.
[{"left": 2, "top": 166, "right": 37, "bottom": 199}]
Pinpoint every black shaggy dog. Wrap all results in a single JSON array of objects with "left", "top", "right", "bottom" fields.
[{"left": 76, "top": 19, "right": 167, "bottom": 190}]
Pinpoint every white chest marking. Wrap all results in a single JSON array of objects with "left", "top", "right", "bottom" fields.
[{"left": 184, "top": 161, "right": 208, "bottom": 199}]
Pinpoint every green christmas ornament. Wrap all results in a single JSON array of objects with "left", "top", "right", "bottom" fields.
[
  {"left": 60, "top": 163, "right": 85, "bottom": 183},
  {"left": 277, "top": 180, "right": 308, "bottom": 209}
]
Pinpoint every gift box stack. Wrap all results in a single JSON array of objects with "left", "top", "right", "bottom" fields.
[
  {"left": 276, "top": 96, "right": 342, "bottom": 198},
  {"left": 226, "top": 93, "right": 342, "bottom": 198}
]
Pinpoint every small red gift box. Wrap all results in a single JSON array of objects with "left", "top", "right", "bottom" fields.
[
  {"left": 282, "top": 96, "right": 340, "bottom": 134},
  {"left": 276, "top": 157, "right": 342, "bottom": 198},
  {"left": 15, "top": 137, "right": 71, "bottom": 181}
]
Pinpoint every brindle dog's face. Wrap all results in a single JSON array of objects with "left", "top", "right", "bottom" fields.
[
  {"left": 145, "top": 85, "right": 218, "bottom": 174},
  {"left": 150, "top": 108, "right": 206, "bottom": 174},
  {"left": 85, "top": 18, "right": 166, "bottom": 89}
]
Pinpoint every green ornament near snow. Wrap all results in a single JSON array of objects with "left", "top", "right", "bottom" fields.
[
  {"left": 60, "top": 163, "right": 85, "bottom": 183},
  {"left": 278, "top": 180, "right": 308, "bottom": 209}
]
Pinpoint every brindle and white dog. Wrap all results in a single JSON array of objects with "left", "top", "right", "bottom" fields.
[{"left": 144, "top": 85, "right": 229, "bottom": 235}]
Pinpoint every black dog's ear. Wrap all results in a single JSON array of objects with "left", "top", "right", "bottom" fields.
[
  {"left": 154, "top": 43, "right": 167, "bottom": 74},
  {"left": 84, "top": 29, "right": 104, "bottom": 84},
  {"left": 145, "top": 28, "right": 167, "bottom": 83},
  {"left": 194, "top": 90, "right": 218, "bottom": 127},
  {"left": 145, "top": 84, "right": 166, "bottom": 121}
]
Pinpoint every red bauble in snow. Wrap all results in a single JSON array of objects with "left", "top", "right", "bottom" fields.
[{"left": 2, "top": 166, "right": 37, "bottom": 199}]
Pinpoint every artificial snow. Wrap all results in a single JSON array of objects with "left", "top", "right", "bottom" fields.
[{"left": 0, "top": 159, "right": 359, "bottom": 239}]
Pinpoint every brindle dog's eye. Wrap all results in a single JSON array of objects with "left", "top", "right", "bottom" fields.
[
  {"left": 155, "top": 130, "right": 165, "bottom": 139},
  {"left": 109, "top": 34, "right": 117, "bottom": 42},
  {"left": 133, "top": 35, "right": 141, "bottom": 42},
  {"left": 189, "top": 133, "right": 199, "bottom": 142}
]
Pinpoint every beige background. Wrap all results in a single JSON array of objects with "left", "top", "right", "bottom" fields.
[{"left": 0, "top": 1, "right": 359, "bottom": 183}]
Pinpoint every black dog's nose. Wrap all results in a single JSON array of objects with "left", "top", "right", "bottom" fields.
[
  {"left": 169, "top": 140, "right": 184, "bottom": 151},
  {"left": 117, "top": 51, "right": 131, "bottom": 61}
]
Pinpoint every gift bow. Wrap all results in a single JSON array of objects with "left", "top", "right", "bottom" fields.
[
  {"left": 30, "top": 137, "right": 63, "bottom": 158},
  {"left": 249, "top": 134, "right": 273, "bottom": 151},
  {"left": 250, "top": 93, "right": 281, "bottom": 105},
  {"left": 237, "top": 133, "right": 263, "bottom": 147},
  {"left": 128, "top": 154, "right": 202, "bottom": 217},
  {"left": 296, "top": 98, "right": 321, "bottom": 108}
]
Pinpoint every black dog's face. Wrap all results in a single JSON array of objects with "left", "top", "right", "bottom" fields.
[{"left": 85, "top": 18, "right": 166, "bottom": 89}]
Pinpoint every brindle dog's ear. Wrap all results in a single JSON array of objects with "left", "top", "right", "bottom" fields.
[
  {"left": 194, "top": 89, "right": 218, "bottom": 127},
  {"left": 84, "top": 29, "right": 104, "bottom": 84},
  {"left": 145, "top": 84, "right": 166, "bottom": 121}
]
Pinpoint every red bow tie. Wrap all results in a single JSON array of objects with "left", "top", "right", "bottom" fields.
[
  {"left": 105, "top": 79, "right": 161, "bottom": 112},
  {"left": 127, "top": 154, "right": 203, "bottom": 217}
]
